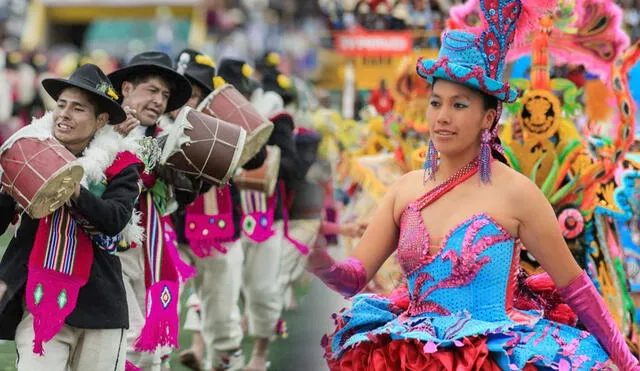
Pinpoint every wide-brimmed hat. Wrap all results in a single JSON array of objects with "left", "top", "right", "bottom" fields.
[
  {"left": 416, "top": 0, "right": 525, "bottom": 103},
  {"left": 42, "top": 63, "right": 127, "bottom": 124},
  {"left": 255, "top": 51, "right": 281, "bottom": 73},
  {"left": 175, "top": 49, "right": 216, "bottom": 95},
  {"left": 217, "top": 58, "right": 261, "bottom": 97},
  {"left": 108, "top": 51, "right": 192, "bottom": 112},
  {"left": 262, "top": 69, "right": 297, "bottom": 105}
]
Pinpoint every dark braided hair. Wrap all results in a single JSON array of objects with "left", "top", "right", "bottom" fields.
[{"left": 482, "top": 93, "right": 509, "bottom": 166}]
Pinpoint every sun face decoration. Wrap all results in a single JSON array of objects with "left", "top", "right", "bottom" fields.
[{"left": 520, "top": 90, "right": 561, "bottom": 138}]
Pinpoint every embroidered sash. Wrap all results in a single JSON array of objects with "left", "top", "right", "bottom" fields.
[
  {"left": 26, "top": 207, "right": 93, "bottom": 355},
  {"left": 133, "top": 192, "right": 180, "bottom": 353}
]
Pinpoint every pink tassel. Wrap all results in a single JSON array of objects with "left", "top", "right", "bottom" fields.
[
  {"left": 163, "top": 221, "right": 197, "bottom": 282},
  {"left": 191, "top": 241, "right": 214, "bottom": 258},
  {"left": 166, "top": 243, "right": 197, "bottom": 282},
  {"left": 286, "top": 236, "right": 310, "bottom": 255},
  {"left": 133, "top": 281, "right": 180, "bottom": 353},
  {"left": 26, "top": 267, "right": 85, "bottom": 355},
  {"left": 125, "top": 361, "right": 142, "bottom": 371},
  {"left": 189, "top": 240, "right": 230, "bottom": 258},
  {"left": 279, "top": 181, "right": 311, "bottom": 255}
]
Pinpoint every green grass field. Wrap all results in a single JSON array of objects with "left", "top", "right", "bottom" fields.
[{"left": 0, "top": 231, "right": 339, "bottom": 370}]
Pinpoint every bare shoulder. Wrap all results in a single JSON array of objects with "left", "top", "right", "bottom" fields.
[
  {"left": 491, "top": 161, "right": 549, "bottom": 210},
  {"left": 389, "top": 169, "right": 425, "bottom": 221}
]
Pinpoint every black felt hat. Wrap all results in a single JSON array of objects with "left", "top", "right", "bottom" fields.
[
  {"left": 217, "top": 58, "right": 261, "bottom": 97},
  {"left": 255, "top": 51, "right": 281, "bottom": 73},
  {"left": 108, "top": 51, "right": 192, "bottom": 112},
  {"left": 262, "top": 69, "right": 297, "bottom": 105},
  {"left": 42, "top": 63, "right": 127, "bottom": 124},
  {"left": 175, "top": 49, "right": 216, "bottom": 95}
]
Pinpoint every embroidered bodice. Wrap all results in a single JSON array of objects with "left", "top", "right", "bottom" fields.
[{"left": 396, "top": 194, "right": 539, "bottom": 325}]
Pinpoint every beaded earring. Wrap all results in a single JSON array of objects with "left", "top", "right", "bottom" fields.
[
  {"left": 423, "top": 139, "right": 438, "bottom": 184},
  {"left": 480, "top": 129, "right": 492, "bottom": 183}
]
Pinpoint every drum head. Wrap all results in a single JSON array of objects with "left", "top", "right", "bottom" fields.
[
  {"left": 160, "top": 109, "right": 193, "bottom": 164},
  {"left": 27, "top": 164, "right": 84, "bottom": 219},
  {"left": 198, "top": 85, "right": 274, "bottom": 167},
  {"left": 239, "top": 122, "right": 274, "bottom": 167}
]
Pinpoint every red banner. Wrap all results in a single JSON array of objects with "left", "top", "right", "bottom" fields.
[{"left": 334, "top": 31, "right": 413, "bottom": 56}]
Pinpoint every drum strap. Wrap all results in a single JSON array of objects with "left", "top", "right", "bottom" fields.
[
  {"left": 133, "top": 192, "right": 180, "bottom": 353},
  {"left": 240, "top": 189, "right": 270, "bottom": 214},
  {"left": 279, "top": 181, "right": 311, "bottom": 255},
  {"left": 26, "top": 206, "right": 93, "bottom": 355}
]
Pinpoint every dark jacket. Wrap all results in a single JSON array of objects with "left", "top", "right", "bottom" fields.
[
  {"left": 0, "top": 164, "right": 141, "bottom": 340},
  {"left": 268, "top": 113, "right": 302, "bottom": 220}
]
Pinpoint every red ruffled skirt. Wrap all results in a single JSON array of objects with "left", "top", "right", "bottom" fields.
[{"left": 325, "top": 334, "right": 538, "bottom": 371}]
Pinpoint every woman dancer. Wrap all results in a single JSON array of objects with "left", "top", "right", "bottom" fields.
[{"left": 308, "top": 0, "right": 640, "bottom": 369}]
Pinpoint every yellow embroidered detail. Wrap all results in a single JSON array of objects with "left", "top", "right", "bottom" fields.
[
  {"left": 277, "top": 74, "right": 291, "bottom": 89},
  {"left": 213, "top": 76, "right": 226, "bottom": 89},
  {"left": 241, "top": 64, "right": 254, "bottom": 78},
  {"left": 195, "top": 54, "right": 215, "bottom": 68}
]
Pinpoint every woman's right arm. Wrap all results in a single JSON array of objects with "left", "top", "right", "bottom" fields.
[
  {"left": 307, "top": 174, "right": 405, "bottom": 296},
  {"left": 349, "top": 179, "right": 402, "bottom": 282}
]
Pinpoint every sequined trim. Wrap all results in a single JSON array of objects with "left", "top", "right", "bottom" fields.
[{"left": 399, "top": 212, "right": 515, "bottom": 277}]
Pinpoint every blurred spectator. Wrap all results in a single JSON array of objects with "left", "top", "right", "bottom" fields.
[
  {"left": 368, "top": 79, "right": 395, "bottom": 115},
  {"left": 621, "top": 0, "right": 640, "bottom": 41}
]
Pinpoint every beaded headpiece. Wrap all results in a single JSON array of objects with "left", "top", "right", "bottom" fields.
[{"left": 416, "top": 0, "right": 526, "bottom": 103}]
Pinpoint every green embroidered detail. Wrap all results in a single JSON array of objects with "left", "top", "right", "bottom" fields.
[
  {"left": 87, "top": 181, "right": 107, "bottom": 197},
  {"left": 57, "top": 289, "right": 68, "bottom": 309},
  {"left": 34, "top": 283, "right": 43, "bottom": 305},
  {"left": 150, "top": 179, "right": 170, "bottom": 215},
  {"left": 243, "top": 216, "right": 256, "bottom": 234}
]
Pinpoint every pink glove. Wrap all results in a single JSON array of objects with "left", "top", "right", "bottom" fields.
[
  {"left": 307, "top": 248, "right": 367, "bottom": 297},
  {"left": 558, "top": 271, "right": 640, "bottom": 370},
  {"left": 321, "top": 221, "right": 341, "bottom": 236}
]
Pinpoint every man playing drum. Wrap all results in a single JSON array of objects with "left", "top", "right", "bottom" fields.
[
  {"left": 0, "top": 63, "right": 143, "bottom": 370},
  {"left": 171, "top": 49, "right": 267, "bottom": 371},
  {"left": 218, "top": 58, "right": 302, "bottom": 371},
  {"left": 108, "top": 51, "right": 193, "bottom": 371}
]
